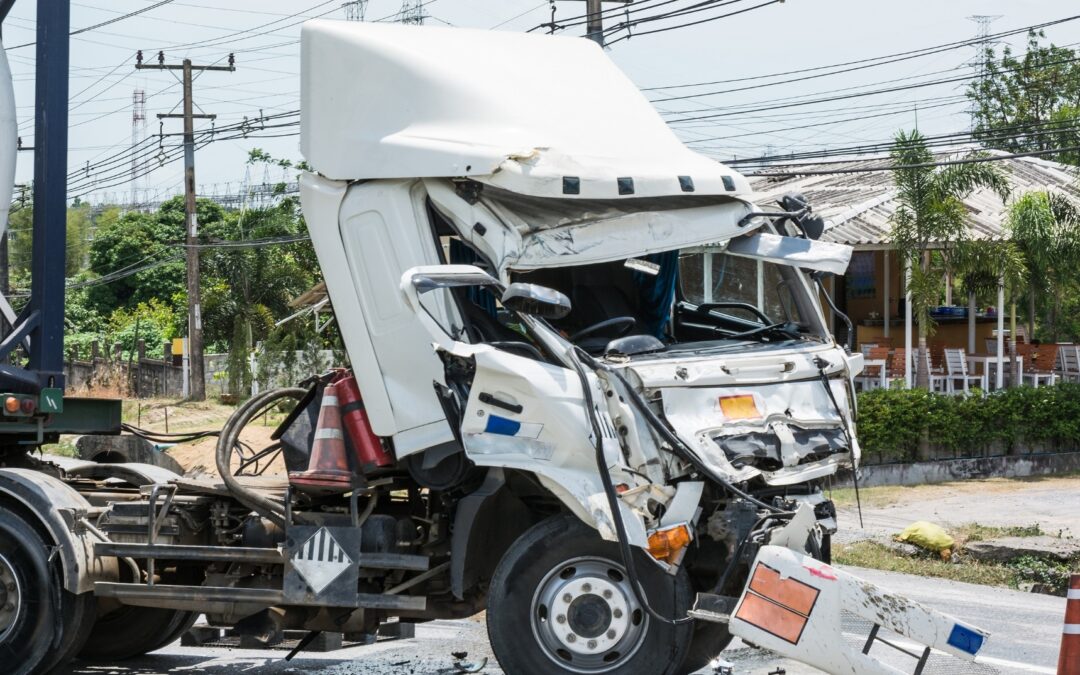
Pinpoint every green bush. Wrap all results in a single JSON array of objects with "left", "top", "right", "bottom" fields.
[{"left": 855, "top": 382, "right": 1080, "bottom": 463}]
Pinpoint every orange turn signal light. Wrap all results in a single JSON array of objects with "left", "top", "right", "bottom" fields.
[
  {"left": 719, "top": 394, "right": 761, "bottom": 421},
  {"left": 647, "top": 525, "right": 692, "bottom": 563},
  {"left": 4, "top": 396, "right": 19, "bottom": 414}
]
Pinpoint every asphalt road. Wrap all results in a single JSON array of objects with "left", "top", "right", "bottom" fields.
[{"left": 56, "top": 566, "right": 1065, "bottom": 675}]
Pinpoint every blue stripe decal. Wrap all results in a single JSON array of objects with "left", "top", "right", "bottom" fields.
[
  {"left": 946, "top": 623, "right": 984, "bottom": 655},
  {"left": 485, "top": 415, "right": 521, "bottom": 436}
]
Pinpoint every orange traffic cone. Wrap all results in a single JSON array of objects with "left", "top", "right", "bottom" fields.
[
  {"left": 289, "top": 383, "right": 355, "bottom": 495},
  {"left": 1060, "top": 574, "right": 1080, "bottom": 675}
]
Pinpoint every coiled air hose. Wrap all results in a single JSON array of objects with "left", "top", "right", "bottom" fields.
[{"left": 215, "top": 387, "right": 307, "bottom": 529}]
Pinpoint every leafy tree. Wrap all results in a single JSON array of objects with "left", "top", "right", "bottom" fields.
[
  {"left": 7, "top": 202, "right": 33, "bottom": 279},
  {"left": 201, "top": 198, "right": 316, "bottom": 395},
  {"left": 86, "top": 196, "right": 224, "bottom": 322},
  {"left": 1007, "top": 191, "right": 1080, "bottom": 342},
  {"left": 968, "top": 30, "right": 1080, "bottom": 166},
  {"left": 889, "top": 129, "right": 1009, "bottom": 387},
  {"left": 65, "top": 202, "right": 93, "bottom": 276}
]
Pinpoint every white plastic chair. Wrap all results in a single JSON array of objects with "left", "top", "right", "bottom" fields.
[
  {"left": 924, "top": 350, "right": 948, "bottom": 393},
  {"left": 943, "top": 348, "right": 985, "bottom": 395},
  {"left": 1056, "top": 345, "right": 1080, "bottom": 383},
  {"left": 1022, "top": 344, "right": 1059, "bottom": 388}
]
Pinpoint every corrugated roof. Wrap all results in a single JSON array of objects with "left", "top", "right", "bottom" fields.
[{"left": 746, "top": 148, "right": 1080, "bottom": 248}]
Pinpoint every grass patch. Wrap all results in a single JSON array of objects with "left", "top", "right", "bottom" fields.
[
  {"left": 40, "top": 438, "right": 79, "bottom": 458},
  {"left": 828, "top": 484, "right": 921, "bottom": 509},
  {"left": 836, "top": 541, "right": 1014, "bottom": 587},
  {"left": 836, "top": 539, "right": 1079, "bottom": 594},
  {"left": 952, "top": 522, "right": 1043, "bottom": 545}
]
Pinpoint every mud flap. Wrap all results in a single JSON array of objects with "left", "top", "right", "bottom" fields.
[{"left": 693, "top": 545, "right": 989, "bottom": 675}]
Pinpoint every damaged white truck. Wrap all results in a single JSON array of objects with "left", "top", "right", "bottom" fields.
[{"left": 0, "top": 19, "right": 990, "bottom": 675}]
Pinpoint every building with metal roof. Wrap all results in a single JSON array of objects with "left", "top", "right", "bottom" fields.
[
  {"left": 748, "top": 148, "right": 1079, "bottom": 249},
  {"left": 746, "top": 149, "right": 1079, "bottom": 387}
]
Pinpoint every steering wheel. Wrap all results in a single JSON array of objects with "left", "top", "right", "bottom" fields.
[
  {"left": 569, "top": 316, "right": 637, "bottom": 343},
  {"left": 698, "top": 301, "right": 772, "bottom": 325}
]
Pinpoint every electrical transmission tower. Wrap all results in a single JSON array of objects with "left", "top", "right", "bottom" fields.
[
  {"left": 967, "top": 15, "right": 1002, "bottom": 131},
  {"left": 343, "top": 0, "right": 368, "bottom": 21},
  {"left": 130, "top": 89, "right": 147, "bottom": 208},
  {"left": 399, "top": 0, "right": 426, "bottom": 25}
]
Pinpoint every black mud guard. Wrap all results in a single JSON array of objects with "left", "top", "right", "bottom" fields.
[
  {"left": 0, "top": 467, "right": 119, "bottom": 593},
  {"left": 450, "top": 468, "right": 532, "bottom": 600}
]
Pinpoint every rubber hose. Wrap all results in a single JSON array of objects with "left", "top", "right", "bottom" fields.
[{"left": 215, "top": 387, "right": 307, "bottom": 528}]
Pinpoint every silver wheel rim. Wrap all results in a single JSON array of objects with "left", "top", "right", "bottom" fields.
[
  {"left": 0, "top": 553, "right": 22, "bottom": 643},
  {"left": 530, "top": 556, "right": 648, "bottom": 673}
]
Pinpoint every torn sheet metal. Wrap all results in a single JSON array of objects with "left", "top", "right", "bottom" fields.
[{"left": 726, "top": 231, "right": 853, "bottom": 275}]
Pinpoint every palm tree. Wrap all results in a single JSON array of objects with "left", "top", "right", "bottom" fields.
[
  {"left": 202, "top": 199, "right": 316, "bottom": 397},
  {"left": 889, "top": 130, "right": 1009, "bottom": 388},
  {"left": 1007, "top": 191, "right": 1080, "bottom": 343},
  {"left": 951, "top": 239, "right": 1027, "bottom": 385}
]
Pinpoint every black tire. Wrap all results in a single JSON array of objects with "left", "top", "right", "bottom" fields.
[
  {"left": 41, "top": 583, "right": 97, "bottom": 675},
  {"left": 679, "top": 621, "right": 733, "bottom": 674},
  {"left": 78, "top": 605, "right": 195, "bottom": 662},
  {"left": 487, "top": 514, "right": 694, "bottom": 675},
  {"left": 0, "top": 509, "right": 70, "bottom": 675},
  {"left": 147, "top": 610, "right": 199, "bottom": 652}
]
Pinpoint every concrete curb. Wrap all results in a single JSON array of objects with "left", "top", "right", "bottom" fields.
[{"left": 834, "top": 452, "right": 1080, "bottom": 488}]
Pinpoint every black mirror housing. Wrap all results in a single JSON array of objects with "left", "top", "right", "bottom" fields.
[{"left": 501, "top": 283, "right": 572, "bottom": 320}]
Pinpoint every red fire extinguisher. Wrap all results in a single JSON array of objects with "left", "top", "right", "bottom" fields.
[{"left": 334, "top": 371, "right": 395, "bottom": 471}]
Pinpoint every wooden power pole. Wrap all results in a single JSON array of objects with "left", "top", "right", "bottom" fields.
[
  {"left": 136, "top": 51, "right": 234, "bottom": 401},
  {"left": 580, "top": 0, "right": 631, "bottom": 47}
]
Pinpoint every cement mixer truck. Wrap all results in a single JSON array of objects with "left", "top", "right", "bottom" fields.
[{"left": 0, "top": 8, "right": 990, "bottom": 675}]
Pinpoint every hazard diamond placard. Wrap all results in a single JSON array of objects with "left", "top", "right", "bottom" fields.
[
  {"left": 283, "top": 524, "right": 360, "bottom": 604},
  {"left": 292, "top": 527, "right": 352, "bottom": 595}
]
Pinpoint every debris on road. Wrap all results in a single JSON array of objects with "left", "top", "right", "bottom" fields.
[{"left": 895, "top": 520, "right": 955, "bottom": 558}]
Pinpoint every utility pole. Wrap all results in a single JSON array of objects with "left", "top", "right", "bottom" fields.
[
  {"left": 572, "top": 0, "right": 630, "bottom": 47},
  {"left": 586, "top": 0, "right": 602, "bottom": 44},
  {"left": 136, "top": 50, "right": 235, "bottom": 401}
]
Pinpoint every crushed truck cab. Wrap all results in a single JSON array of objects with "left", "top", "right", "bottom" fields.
[{"left": 0, "top": 18, "right": 988, "bottom": 675}]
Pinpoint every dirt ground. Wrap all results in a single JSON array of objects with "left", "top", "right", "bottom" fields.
[
  {"left": 168, "top": 424, "right": 288, "bottom": 476},
  {"left": 833, "top": 473, "right": 1080, "bottom": 542},
  {"left": 123, "top": 398, "right": 289, "bottom": 477}
]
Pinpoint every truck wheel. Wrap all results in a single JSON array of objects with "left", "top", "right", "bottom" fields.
[
  {"left": 79, "top": 606, "right": 195, "bottom": 661},
  {"left": 0, "top": 509, "right": 85, "bottom": 675},
  {"left": 678, "top": 622, "right": 733, "bottom": 674},
  {"left": 487, "top": 515, "right": 694, "bottom": 675}
]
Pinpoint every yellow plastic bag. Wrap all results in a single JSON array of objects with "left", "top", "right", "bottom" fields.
[{"left": 895, "top": 521, "right": 954, "bottom": 555}]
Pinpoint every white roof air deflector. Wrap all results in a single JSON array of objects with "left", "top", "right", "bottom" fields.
[
  {"left": 726, "top": 232, "right": 853, "bottom": 275},
  {"left": 300, "top": 21, "right": 751, "bottom": 200}
]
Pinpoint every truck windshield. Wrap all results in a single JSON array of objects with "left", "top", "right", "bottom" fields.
[
  {"left": 678, "top": 249, "right": 819, "bottom": 335},
  {"left": 505, "top": 247, "right": 824, "bottom": 356}
]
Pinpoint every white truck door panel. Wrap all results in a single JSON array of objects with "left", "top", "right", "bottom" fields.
[{"left": 304, "top": 175, "right": 457, "bottom": 456}]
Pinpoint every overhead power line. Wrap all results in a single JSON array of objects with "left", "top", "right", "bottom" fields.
[
  {"left": 640, "top": 14, "right": 1080, "bottom": 91},
  {"left": 5, "top": 0, "right": 179, "bottom": 50},
  {"left": 663, "top": 54, "right": 1080, "bottom": 124},
  {"left": 717, "top": 117, "right": 1080, "bottom": 165},
  {"left": 745, "top": 146, "right": 1080, "bottom": 177}
]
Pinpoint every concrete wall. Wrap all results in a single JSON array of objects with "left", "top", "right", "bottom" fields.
[
  {"left": 63, "top": 340, "right": 339, "bottom": 399},
  {"left": 834, "top": 451, "right": 1080, "bottom": 488}
]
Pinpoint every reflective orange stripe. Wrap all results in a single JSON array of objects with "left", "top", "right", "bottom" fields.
[
  {"left": 749, "top": 563, "right": 819, "bottom": 616},
  {"left": 735, "top": 592, "right": 808, "bottom": 644}
]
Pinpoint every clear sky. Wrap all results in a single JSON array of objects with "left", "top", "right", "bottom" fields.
[{"left": 2, "top": 0, "right": 1077, "bottom": 206}]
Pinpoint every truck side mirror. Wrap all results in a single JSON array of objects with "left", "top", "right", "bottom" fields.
[{"left": 501, "top": 283, "right": 572, "bottom": 320}]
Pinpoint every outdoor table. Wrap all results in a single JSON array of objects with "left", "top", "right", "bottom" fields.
[
  {"left": 863, "top": 358, "right": 888, "bottom": 389},
  {"left": 966, "top": 354, "right": 1023, "bottom": 390}
]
